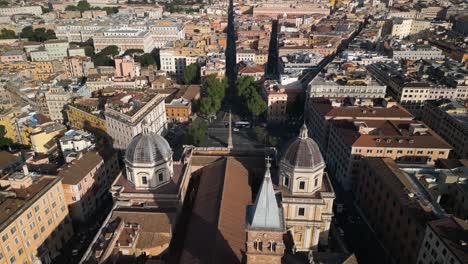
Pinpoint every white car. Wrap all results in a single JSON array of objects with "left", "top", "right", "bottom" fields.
[{"left": 233, "top": 128, "right": 239, "bottom": 132}]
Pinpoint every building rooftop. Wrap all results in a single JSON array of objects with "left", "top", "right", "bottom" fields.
[
  {"left": 364, "top": 158, "right": 443, "bottom": 225},
  {"left": 179, "top": 157, "right": 252, "bottom": 264},
  {"left": 309, "top": 97, "right": 414, "bottom": 119},
  {"left": 0, "top": 175, "right": 59, "bottom": 232},
  {"left": 58, "top": 152, "right": 103, "bottom": 185},
  {"left": 428, "top": 217, "right": 468, "bottom": 263},
  {"left": 332, "top": 119, "right": 453, "bottom": 149}
]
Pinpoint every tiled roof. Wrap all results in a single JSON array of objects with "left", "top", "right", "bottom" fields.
[{"left": 179, "top": 157, "right": 251, "bottom": 264}]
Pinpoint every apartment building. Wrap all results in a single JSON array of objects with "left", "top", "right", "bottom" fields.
[
  {"left": 308, "top": 61, "right": 387, "bottom": 99},
  {"left": 59, "top": 129, "right": 95, "bottom": 161},
  {"left": 104, "top": 92, "right": 167, "bottom": 150},
  {"left": 93, "top": 29, "right": 154, "bottom": 53},
  {"left": 58, "top": 152, "right": 106, "bottom": 223},
  {"left": 392, "top": 44, "right": 445, "bottom": 60},
  {"left": 422, "top": 99, "right": 467, "bottom": 159},
  {"left": 0, "top": 50, "right": 27, "bottom": 63},
  {"left": 0, "top": 172, "right": 73, "bottom": 264},
  {"left": 166, "top": 98, "right": 191, "bottom": 123},
  {"left": 28, "top": 40, "right": 70, "bottom": 62},
  {"left": 367, "top": 61, "right": 468, "bottom": 115},
  {"left": 114, "top": 56, "right": 137, "bottom": 79},
  {"left": 148, "top": 21, "right": 184, "bottom": 48},
  {"left": 30, "top": 122, "right": 67, "bottom": 155},
  {"left": 417, "top": 217, "right": 468, "bottom": 264},
  {"left": 64, "top": 56, "right": 94, "bottom": 79},
  {"left": 66, "top": 98, "right": 107, "bottom": 136},
  {"left": 355, "top": 157, "right": 444, "bottom": 264},
  {"left": 403, "top": 159, "right": 468, "bottom": 220},
  {"left": 262, "top": 80, "right": 302, "bottom": 123},
  {"left": 0, "top": 5, "right": 42, "bottom": 16},
  {"left": 0, "top": 107, "right": 22, "bottom": 143},
  {"left": 326, "top": 120, "right": 452, "bottom": 190},
  {"left": 45, "top": 86, "right": 73, "bottom": 123},
  {"left": 391, "top": 19, "right": 431, "bottom": 39},
  {"left": 160, "top": 49, "right": 203, "bottom": 77},
  {"left": 306, "top": 97, "right": 414, "bottom": 157},
  {"left": 253, "top": 2, "right": 330, "bottom": 17}
]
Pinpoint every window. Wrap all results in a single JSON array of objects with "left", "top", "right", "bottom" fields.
[
  {"left": 14, "top": 237, "right": 18, "bottom": 245},
  {"left": 315, "top": 178, "right": 318, "bottom": 187},
  {"left": 10, "top": 227, "right": 16, "bottom": 235},
  {"left": 6, "top": 244, "right": 10, "bottom": 252},
  {"left": 298, "top": 208, "right": 305, "bottom": 216},
  {"left": 2, "top": 234, "right": 8, "bottom": 242},
  {"left": 253, "top": 240, "right": 262, "bottom": 251},
  {"left": 18, "top": 248, "right": 23, "bottom": 256},
  {"left": 142, "top": 176, "right": 147, "bottom": 185},
  {"left": 299, "top": 181, "right": 305, "bottom": 190},
  {"left": 22, "top": 230, "right": 26, "bottom": 237},
  {"left": 40, "top": 226, "right": 45, "bottom": 233},
  {"left": 33, "top": 233, "right": 38, "bottom": 240},
  {"left": 9, "top": 256, "right": 15, "bottom": 263},
  {"left": 27, "top": 212, "right": 32, "bottom": 219},
  {"left": 158, "top": 173, "right": 163, "bottom": 182},
  {"left": 284, "top": 176, "right": 289, "bottom": 187}
]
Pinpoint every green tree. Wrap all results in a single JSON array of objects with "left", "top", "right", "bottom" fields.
[
  {"left": 0, "top": 29, "right": 16, "bottom": 39},
  {"left": 184, "top": 119, "right": 208, "bottom": 146},
  {"left": 0, "top": 0, "right": 8, "bottom": 6},
  {"left": 135, "top": 53, "right": 155, "bottom": 67},
  {"left": 123, "top": 48, "right": 144, "bottom": 56},
  {"left": 247, "top": 93, "right": 267, "bottom": 117},
  {"left": 183, "top": 63, "right": 200, "bottom": 84},
  {"left": 65, "top": 5, "right": 79, "bottom": 11},
  {"left": 235, "top": 76, "right": 266, "bottom": 118},
  {"left": 99, "top": 45, "right": 119, "bottom": 56},
  {"left": 91, "top": 53, "right": 113, "bottom": 66},
  {"left": 76, "top": 0, "right": 91, "bottom": 11},
  {"left": 254, "top": 126, "right": 268, "bottom": 143},
  {"left": 268, "top": 136, "right": 279, "bottom": 146},
  {"left": 20, "top": 26, "right": 56, "bottom": 42}
]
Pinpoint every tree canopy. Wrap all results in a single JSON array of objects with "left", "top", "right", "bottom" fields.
[
  {"left": 235, "top": 76, "right": 267, "bottom": 118},
  {"left": 123, "top": 49, "right": 144, "bottom": 56},
  {"left": 0, "top": 29, "right": 16, "bottom": 39},
  {"left": 135, "top": 53, "right": 156, "bottom": 67},
  {"left": 198, "top": 75, "right": 227, "bottom": 116},
  {"left": 99, "top": 45, "right": 119, "bottom": 56},
  {"left": 183, "top": 63, "right": 200, "bottom": 85},
  {"left": 20, "top": 26, "right": 57, "bottom": 42},
  {"left": 184, "top": 119, "right": 208, "bottom": 146}
]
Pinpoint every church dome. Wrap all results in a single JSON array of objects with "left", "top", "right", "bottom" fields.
[
  {"left": 125, "top": 132, "right": 172, "bottom": 166},
  {"left": 282, "top": 124, "right": 325, "bottom": 169}
]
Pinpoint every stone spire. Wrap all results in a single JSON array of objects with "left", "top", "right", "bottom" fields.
[
  {"left": 299, "top": 123, "right": 308, "bottom": 139},
  {"left": 227, "top": 110, "right": 233, "bottom": 149},
  {"left": 249, "top": 157, "right": 282, "bottom": 230}
]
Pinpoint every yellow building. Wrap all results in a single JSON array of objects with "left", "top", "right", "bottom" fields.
[
  {"left": 0, "top": 107, "right": 21, "bottom": 143},
  {"left": 66, "top": 101, "right": 107, "bottom": 135},
  {"left": 0, "top": 172, "right": 73, "bottom": 264},
  {"left": 165, "top": 98, "right": 192, "bottom": 123},
  {"left": 30, "top": 122, "right": 66, "bottom": 154}
]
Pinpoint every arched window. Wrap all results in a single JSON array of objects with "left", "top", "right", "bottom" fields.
[
  {"left": 253, "top": 239, "right": 262, "bottom": 251},
  {"left": 268, "top": 240, "right": 276, "bottom": 252}
]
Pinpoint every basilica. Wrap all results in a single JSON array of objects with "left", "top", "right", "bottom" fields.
[{"left": 81, "top": 124, "right": 335, "bottom": 264}]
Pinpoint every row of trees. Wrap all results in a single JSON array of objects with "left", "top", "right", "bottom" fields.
[
  {"left": 183, "top": 119, "right": 208, "bottom": 146},
  {"left": 198, "top": 75, "right": 227, "bottom": 116},
  {"left": 236, "top": 76, "right": 267, "bottom": 118},
  {"left": 20, "top": 26, "right": 57, "bottom": 42},
  {"left": 254, "top": 126, "right": 279, "bottom": 146},
  {"left": 65, "top": 0, "right": 119, "bottom": 15}
]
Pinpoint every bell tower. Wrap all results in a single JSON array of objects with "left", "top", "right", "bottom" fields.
[{"left": 245, "top": 159, "right": 285, "bottom": 264}]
